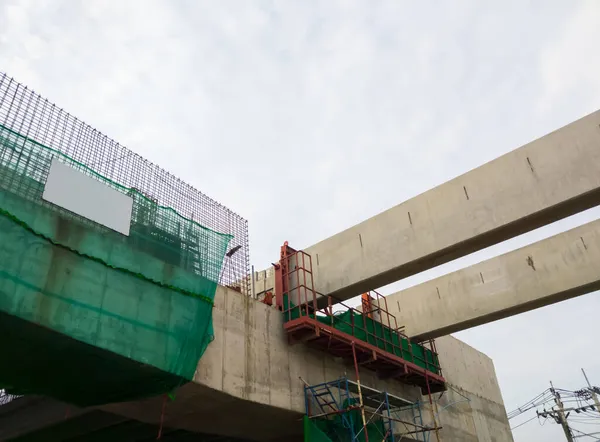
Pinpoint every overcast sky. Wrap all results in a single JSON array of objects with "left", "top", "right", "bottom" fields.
[{"left": 2, "top": 1, "right": 600, "bottom": 440}]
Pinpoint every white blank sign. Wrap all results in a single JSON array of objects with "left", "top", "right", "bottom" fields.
[{"left": 42, "top": 159, "right": 133, "bottom": 236}]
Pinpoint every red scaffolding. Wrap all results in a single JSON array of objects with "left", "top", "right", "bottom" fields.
[{"left": 274, "top": 242, "right": 446, "bottom": 395}]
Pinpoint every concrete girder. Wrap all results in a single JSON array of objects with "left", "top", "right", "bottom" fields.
[
  {"left": 0, "top": 287, "right": 513, "bottom": 442},
  {"left": 305, "top": 109, "right": 600, "bottom": 302},
  {"left": 384, "top": 218, "right": 600, "bottom": 341}
]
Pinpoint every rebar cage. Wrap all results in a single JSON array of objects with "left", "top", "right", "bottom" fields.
[{"left": 0, "top": 72, "right": 250, "bottom": 294}]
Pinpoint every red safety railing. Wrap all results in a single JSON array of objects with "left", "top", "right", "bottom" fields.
[
  {"left": 274, "top": 242, "right": 444, "bottom": 387},
  {"left": 275, "top": 243, "right": 319, "bottom": 322}
]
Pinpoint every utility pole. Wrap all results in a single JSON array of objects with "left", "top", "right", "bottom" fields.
[
  {"left": 550, "top": 381, "right": 574, "bottom": 442},
  {"left": 582, "top": 368, "right": 600, "bottom": 413}
]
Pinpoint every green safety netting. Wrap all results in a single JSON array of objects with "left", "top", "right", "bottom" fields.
[
  {"left": 304, "top": 416, "right": 333, "bottom": 442},
  {"left": 284, "top": 295, "right": 440, "bottom": 375},
  {"left": 304, "top": 399, "right": 387, "bottom": 442},
  {"left": 0, "top": 125, "right": 232, "bottom": 406}
]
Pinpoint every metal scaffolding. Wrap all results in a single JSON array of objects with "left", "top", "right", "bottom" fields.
[
  {"left": 274, "top": 242, "right": 446, "bottom": 395},
  {"left": 303, "top": 376, "right": 440, "bottom": 442},
  {"left": 273, "top": 242, "right": 445, "bottom": 442}
]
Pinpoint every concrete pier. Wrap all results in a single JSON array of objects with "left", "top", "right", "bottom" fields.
[{"left": 0, "top": 287, "right": 513, "bottom": 441}]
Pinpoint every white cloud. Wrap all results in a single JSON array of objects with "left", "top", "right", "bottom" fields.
[{"left": 537, "top": 0, "right": 600, "bottom": 119}]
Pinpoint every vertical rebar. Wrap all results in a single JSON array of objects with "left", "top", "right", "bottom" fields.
[
  {"left": 352, "top": 342, "right": 369, "bottom": 442},
  {"left": 384, "top": 392, "right": 392, "bottom": 442},
  {"left": 425, "top": 375, "right": 440, "bottom": 442},
  {"left": 0, "top": 72, "right": 251, "bottom": 291},
  {"left": 251, "top": 264, "right": 255, "bottom": 299}
]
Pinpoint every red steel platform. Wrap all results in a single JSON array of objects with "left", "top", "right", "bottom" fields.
[
  {"left": 274, "top": 242, "right": 446, "bottom": 396},
  {"left": 284, "top": 315, "right": 446, "bottom": 394}
]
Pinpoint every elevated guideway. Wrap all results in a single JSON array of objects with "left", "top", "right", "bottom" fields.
[{"left": 303, "top": 110, "right": 600, "bottom": 303}]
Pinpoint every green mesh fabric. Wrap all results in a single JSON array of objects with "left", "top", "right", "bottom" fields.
[
  {"left": 0, "top": 126, "right": 232, "bottom": 406},
  {"left": 328, "top": 311, "right": 440, "bottom": 374},
  {"left": 304, "top": 416, "right": 333, "bottom": 442},
  {"left": 284, "top": 295, "right": 440, "bottom": 375},
  {"left": 338, "top": 399, "right": 387, "bottom": 442},
  {"left": 304, "top": 402, "right": 387, "bottom": 442}
]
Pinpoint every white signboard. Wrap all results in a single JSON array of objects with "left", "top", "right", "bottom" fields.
[{"left": 42, "top": 159, "right": 133, "bottom": 236}]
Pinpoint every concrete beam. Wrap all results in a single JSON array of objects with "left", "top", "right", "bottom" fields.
[
  {"left": 106, "top": 287, "right": 514, "bottom": 441},
  {"left": 0, "top": 396, "right": 88, "bottom": 440},
  {"left": 305, "top": 110, "right": 600, "bottom": 302},
  {"left": 0, "top": 287, "right": 513, "bottom": 441},
  {"left": 384, "top": 218, "right": 600, "bottom": 341},
  {"left": 104, "top": 285, "right": 422, "bottom": 441}
]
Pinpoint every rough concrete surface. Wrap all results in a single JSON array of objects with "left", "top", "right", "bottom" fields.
[
  {"left": 104, "top": 286, "right": 422, "bottom": 441},
  {"left": 0, "top": 396, "right": 88, "bottom": 440},
  {"left": 432, "top": 336, "right": 513, "bottom": 442},
  {"left": 103, "top": 287, "right": 514, "bottom": 441},
  {"left": 302, "top": 109, "right": 600, "bottom": 302},
  {"left": 2, "top": 287, "right": 513, "bottom": 441},
  {"left": 384, "top": 217, "right": 600, "bottom": 340},
  {"left": 163, "top": 288, "right": 515, "bottom": 441}
]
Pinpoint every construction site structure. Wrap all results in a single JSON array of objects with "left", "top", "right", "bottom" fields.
[
  {"left": 0, "top": 72, "right": 250, "bottom": 407},
  {"left": 272, "top": 242, "right": 445, "bottom": 441},
  {"left": 303, "top": 377, "right": 439, "bottom": 442},
  {"left": 9, "top": 69, "right": 588, "bottom": 441}
]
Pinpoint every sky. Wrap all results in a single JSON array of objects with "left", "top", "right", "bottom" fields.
[{"left": 1, "top": 1, "right": 600, "bottom": 440}]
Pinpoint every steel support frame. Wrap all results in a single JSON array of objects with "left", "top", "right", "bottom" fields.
[
  {"left": 303, "top": 376, "right": 441, "bottom": 442},
  {"left": 276, "top": 243, "right": 445, "bottom": 394},
  {"left": 278, "top": 242, "right": 445, "bottom": 441}
]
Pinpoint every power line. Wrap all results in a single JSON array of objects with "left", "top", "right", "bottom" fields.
[
  {"left": 508, "top": 389, "right": 554, "bottom": 420},
  {"left": 508, "top": 370, "right": 600, "bottom": 441},
  {"left": 550, "top": 381, "right": 574, "bottom": 442},
  {"left": 510, "top": 415, "right": 539, "bottom": 431},
  {"left": 571, "top": 428, "right": 600, "bottom": 440}
]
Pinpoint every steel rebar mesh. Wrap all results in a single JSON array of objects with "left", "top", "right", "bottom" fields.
[{"left": 0, "top": 72, "right": 250, "bottom": 293}]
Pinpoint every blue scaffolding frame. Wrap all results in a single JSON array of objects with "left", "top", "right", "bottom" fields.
[{"left": 303, "top": 377, "right": 437, "bottom": 442}]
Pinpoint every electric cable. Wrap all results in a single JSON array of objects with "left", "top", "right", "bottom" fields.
[{"left": 510, "top": 415, "right": 539, "bottom": 431}]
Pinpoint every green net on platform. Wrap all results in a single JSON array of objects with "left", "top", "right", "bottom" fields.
[
  {"left": 284, "top": 295, "right": 440, "bottom": 375},
  {"left": 304, "top": 401, "right": 387, "bottom": 442},
  {"left": 0, "top": 124, "right": 232, "bottom": 406},
  {"left": 304, "top": 416, "right": 333, "bottom": 442}
]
